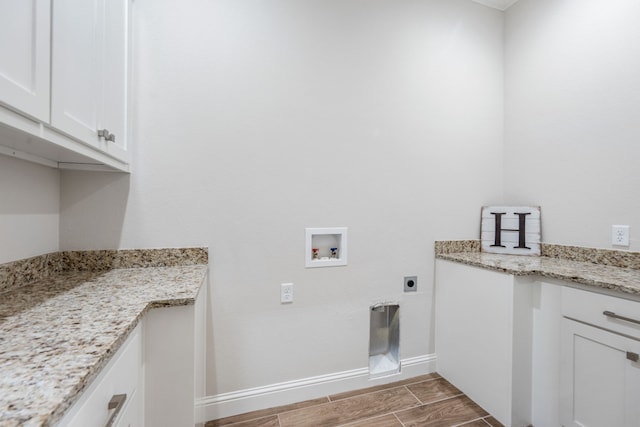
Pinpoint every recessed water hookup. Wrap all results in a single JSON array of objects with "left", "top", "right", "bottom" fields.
[
  {"left": 404, "top": 276, "right": 417, "bottom": 293},
  {"left": 305, "top": 227, "right": 348, "bottom": 268}
]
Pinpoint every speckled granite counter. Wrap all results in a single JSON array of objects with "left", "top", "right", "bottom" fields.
[
  {"left": 436, "top": 241, "right": 640, "bottom": 297},
  {"left": 0, "top": 249, "right": 208, "bottom": 427}
]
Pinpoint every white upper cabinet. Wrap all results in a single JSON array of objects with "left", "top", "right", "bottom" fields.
[
  {"left": 0, "top": 0, "right": 51, "bottom": 122},
  {"left": 101, "top": 0, "right": 128, "bottom": 160},
  {"left": 51, "top": 0, "right": 129, "bottom": 163},
  {"left": 51, "top": 0, "right": 101, "bottom": 146},
  {"left": 0, "top": 0, "right": 130, "bottom": 171}
]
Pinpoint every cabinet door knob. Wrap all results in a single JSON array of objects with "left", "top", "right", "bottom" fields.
[
  {"left": 98, "top": 129, "right": 116, "bottom": 143},
  {"left": 628, "top": 352, "right": 639, "bottom": 362}
]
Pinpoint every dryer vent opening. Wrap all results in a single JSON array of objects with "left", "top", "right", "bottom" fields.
[{"left": 369, "top": 304, "right": 400, "bottom": 378}]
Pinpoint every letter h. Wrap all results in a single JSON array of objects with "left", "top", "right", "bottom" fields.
[{"left": 490, "top": 211, "right": 531, "bottom": 249}]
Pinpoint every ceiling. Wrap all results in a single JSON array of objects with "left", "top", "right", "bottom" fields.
[{"left": 471, "top": 0, "right": 520, "bottom": 11}]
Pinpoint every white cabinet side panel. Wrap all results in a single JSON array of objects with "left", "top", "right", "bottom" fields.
[
  {"left": 531, "top": 281, "right": 562, "bottom": 427},
  {"left": 435, "top": 260, "right": 514, "bottom": 425},
  {"left": 144, "top": 305, "right": 196, "bottom": 427}
]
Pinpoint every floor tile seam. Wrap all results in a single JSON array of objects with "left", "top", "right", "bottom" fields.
[
  {"left": 402, "top": 384, "right": 423, "bottom": 406},
  {"left": 393, "top": 412, "right": 407, "bottom": 427},
  {"left": 480, "top": 416, "right": 497, "bottom": 426},
  {"left": 327, "top": 384, "right": 411, "bottom": 404},
  {"left": 402, "top": 375, "right": 441, "bottom": 388},
  {"left": 382, "top": 374, "right": 441, "bottom": 390},
  {"left": 208, "top": 407, "right": 299, "bottom": 425},
  {"left": 267, "top": 396, "right": 332, "bottom": 418},
  {"left": 392, "top": 392, "right": 466, "bottom": 417},
  {"left": 327, "top": 375, "right": 440, "bottom": 402},
  {"left": 451, "top": 415, "right": 492, "bottom": 426},
  {"left": 406, "top": 386, "right": 465, "bottom": 407},
  {"left": 335, "top": 411, "right": 399, "bottom": 427},
  {"left": 280, "top": 389, "right": 422, "bottom": 426},
  {"left": 424, "top": 391, "right": 465, "bottom": 406},
  {"left": 218, "top": 414, "right": 277, "bottom": 427}
]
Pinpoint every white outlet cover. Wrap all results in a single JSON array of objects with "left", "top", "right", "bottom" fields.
[
  {"left": 281, "top": 283, "right": 294, "bottom": 303},
  {"left": 612, "top": 225, "right": 630, "bottom": 246}
]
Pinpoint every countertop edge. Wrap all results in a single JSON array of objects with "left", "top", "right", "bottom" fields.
[{"left": 436, "top": 253, "right": 640, "bottom": 298}]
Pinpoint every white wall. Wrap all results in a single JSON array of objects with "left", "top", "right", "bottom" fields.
[
  {"left": 504, "top": 0, "right": 640, "bottom": 250},
  {"left": 60, "top": 0, "right": 504, "bottom": 397},
  {"left": 0, "top": 155, "right": 59, "bottom": 264}
]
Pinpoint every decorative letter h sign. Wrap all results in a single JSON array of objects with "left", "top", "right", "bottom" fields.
[{"left": 480, "top": 206, "right": 541, "bottom": 256}]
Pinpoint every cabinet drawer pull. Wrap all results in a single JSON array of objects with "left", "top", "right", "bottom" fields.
[
  {"left": 603, "top": 310, "right": 640, "bottom": 326},
  {"left": 628, "top": 352, "right": 639, "bottom": 362},
  {"left": 104, "top": 394, "right": 126, "bottom": 427}
]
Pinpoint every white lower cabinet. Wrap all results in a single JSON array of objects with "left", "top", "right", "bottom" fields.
[
  {"left": 57, "top": 324, "right": 143, "bottom": 427},
  {"left": 435, "top": 260, "right": 534, "bottom": 427},
  {"left": 435, "top": 261, "right": 640, "bottom": 427},
  {"left": 561, "top": 287, "right": 640, "bottom": 427},
  {"left": 58, "top": 279, "right": 208, "bottom": 427}
]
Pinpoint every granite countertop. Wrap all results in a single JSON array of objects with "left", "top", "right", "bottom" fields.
[
  {"left": 0, "top": 253, "right": 208, "bottom": 427},
  {"left": 437, "top": 247, "right": 640, "bottom": 297}
]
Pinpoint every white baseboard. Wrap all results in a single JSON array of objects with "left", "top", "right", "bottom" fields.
[{"left": 196, "top": 353, "right": 437, "bottom": 423}]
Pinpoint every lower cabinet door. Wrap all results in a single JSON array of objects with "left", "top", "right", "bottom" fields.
[{"left": 561, "top": 318, "right": 640, "bottom": 427}]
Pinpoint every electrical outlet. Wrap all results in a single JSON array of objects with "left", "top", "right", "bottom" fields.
[
  {"left": 281, "top": 283, "right": 294, "bottom": 303},
  {"left": 404, "top": 276, "right": 417, "bottom": 292},
  {"left": 612, "top": 225, "right": 630, "bottom": 246}
]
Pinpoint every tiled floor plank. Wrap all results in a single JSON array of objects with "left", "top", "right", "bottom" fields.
[
  {"left": 205, "top": 397, "right": 329, "bottom": 426},
  {"left": 340, "top": 413, "right": 404, "bottom": 426},
  {"left": 209, "top": 415, "right": 280, "bottom": 427},
  {"left": 395, "top": 395, "right": 489, "bottom": 427},
  {"left": 329, "top": 373, "right": 440, "bottom": 401},
  {"left": 406, "top": 378, "right": 463, "bottom": 404},
  {"left": 207, "top": 374, "right": 503, "bottom": 427},
  {"left": 279, "top": 387, "right": 420, "bottom": 427}
]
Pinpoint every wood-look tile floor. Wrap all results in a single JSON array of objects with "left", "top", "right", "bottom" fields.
[{"left": 205, "top": 373, "right": 505, "bottom": 427}]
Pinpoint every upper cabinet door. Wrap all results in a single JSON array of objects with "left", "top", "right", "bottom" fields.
[
  {"left": 51, "top": 0, "right": 129, "bottom": 163},
  {"left": 98, "top": 0, "right": 128, "bottom": 162},
  {"left": 51, "top": 0, "right": 102, "bottom": 144},
  {"left": 0, "top": 0, "right": 51, "bottom": 122}
]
